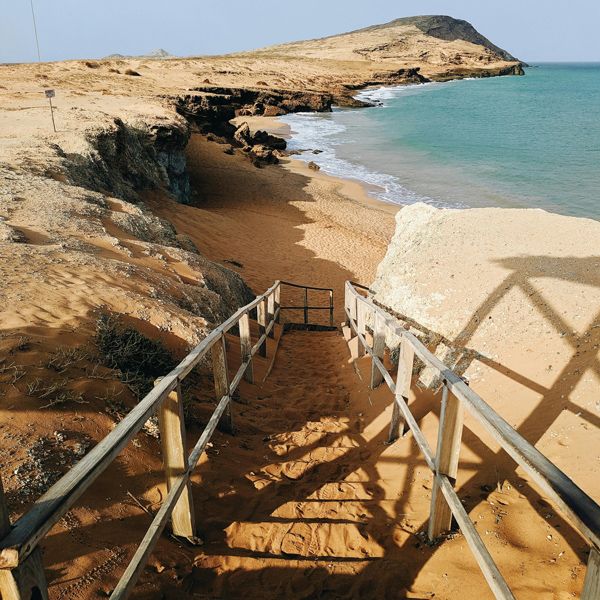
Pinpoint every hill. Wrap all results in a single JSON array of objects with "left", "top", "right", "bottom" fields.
[
  {"left": 103, "top": 48, "right": 178, "bottom": 60},
  {"left": 355, "top": 15, "right": 519, "bottom": 62},
  {"left": 237, "top": 14, "right": 523, "bottom": 80}
]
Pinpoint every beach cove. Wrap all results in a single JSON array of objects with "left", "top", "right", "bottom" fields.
[{"left": 1, "top": 15, "right": 599, "bottom": 599}]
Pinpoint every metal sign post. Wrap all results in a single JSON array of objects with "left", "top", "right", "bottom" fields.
[{"left": 44, "top": 89, "right": 56, "bottom": 132}]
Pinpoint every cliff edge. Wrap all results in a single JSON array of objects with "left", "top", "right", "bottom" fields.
[{"left": 370, "top": 203, "right": 600, "bottom": 497}]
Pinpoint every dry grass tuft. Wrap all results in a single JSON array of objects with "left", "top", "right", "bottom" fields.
[{"left": 95, "top": 313, "right": 177, "bottom": 400}]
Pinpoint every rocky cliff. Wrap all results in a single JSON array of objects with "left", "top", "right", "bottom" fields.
[
  {"left": 64, "top": 116, "right": 191, "bottom": 204},
  {"left": 238, "top": 15, "right": 524, "bottom": 80},
  {"left": 369, "top": 204, "right": 600, "bottom": 403},
  {"left": 360, "top": 15, "right": 520, "bottom": 63}
]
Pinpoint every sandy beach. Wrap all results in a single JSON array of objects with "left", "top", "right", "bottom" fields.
[{"left": 0, "top": 20, "right": 597, "bottom": 599}]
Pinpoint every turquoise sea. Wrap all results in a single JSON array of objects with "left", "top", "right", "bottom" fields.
[{"left": 281, "top": 63, "right": 600, "bottom": 221}]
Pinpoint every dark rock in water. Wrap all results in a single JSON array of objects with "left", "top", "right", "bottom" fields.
[
  {"left": 288, "top": 150, "right": 302, "bottom": 156},
  {"left": 249, "top": 144, "right": 279, "bottom": 166},
  {"left": 253, "top": 130, "right": 286, "bottom": 150},
  {"left": 308, "top": 161, "right": 320, "bottom": 171},
  {"left": 334, "top": 96, "right": 376, "bottom": 108},
  {"left": 312, "top": 149, "right": 323, "bottom": 154},
  {"left": 234, "top": 122, "right": 252, "bottom": 147}
]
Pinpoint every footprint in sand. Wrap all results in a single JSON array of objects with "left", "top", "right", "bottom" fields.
[
  {"left": 281, "top": 460, "right": 309, "bottom": 480},
  {"left": 280, "top": 523, "right": 313, "bottom": 555}
]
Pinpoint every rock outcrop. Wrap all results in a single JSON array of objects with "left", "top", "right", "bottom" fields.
[
  {"left": 364, "top": 15, "right": 521, "bottom": 63},
  {"left": 369, "top": 204, "right": 600, "bottom": 396},
  {"left": 64, "top": 116, "right": 191, "bottom": 204}
]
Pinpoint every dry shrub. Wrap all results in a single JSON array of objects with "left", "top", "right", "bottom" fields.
[
  {"left": 95, "top": 313, "right": 177, "bottom": 400},
  {"left": 124, "top": 69, "right": 141, "bottom": 76},
  {"left": 108, "top": 68, "right": 120, "bottom": 74},
  {"left": 84, "top": 61, "right": 100, "bottom": 69}
]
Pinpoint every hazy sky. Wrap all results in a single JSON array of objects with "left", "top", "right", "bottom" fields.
[{"left": 2, "top": 0, "right": 599, "bottom": 64}]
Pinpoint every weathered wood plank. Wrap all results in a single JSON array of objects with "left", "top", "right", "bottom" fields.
[
  {"left": 211, "top": 335, "right": 232, "bottom": 434},
  {"left": 370, "top": 313, "right": 386, "bottom": 389},
  {"left": 257, "top": 299, "right": 267, "bottom": 358},
  {"left": 156, "top": 382, "right": 196, "bottom": 540},
  {"left": 389, "top": 340, "right": 414, "bottom": 442},
  {"left": 263, "top": 325, "right": 285, "bottom": 381},
  {"left": 329, "top": 290, "right": 334, "bottom": 327},
  {"left": 429, "top": 386, "right": 464, "bottom": 541},
  {"left": 582, "top": 547, "right": 600, "bottom": 600},
  {"left": 279, "top": 306, "right": 332, "bottom": 311},
  {"left": 356, "top": 301, "right": 366, "bottom": 358},
  {"left": 239, "top": 312, "right": 254, "bottom": 384},
  {"left": 0, "top": 478, "right": 10, "bottom": 539},
  {"left": 345, "top": 283, "right": 600, "bottom": 551},
  {"left": 0, "top": 547, "right": 49, "bottom": 600},
  {"left": 274, "top": 285, "right": 281, "bottom": 324},
  {"left": 303, "top": 288, "right": 309, "bottom": 324},
  {"left": 111, "top": 393, "right": 230, "bottom": 600},
  {"left": 267, "top": 293, "right": 275, "bottom": 339}
]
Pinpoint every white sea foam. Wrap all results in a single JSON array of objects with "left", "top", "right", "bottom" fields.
[
  {"left": 280, "top": 109, "right": 464, "bottom": 209},
  {"left": 354, "top": 81, "right": 443, "bottom": 106}
]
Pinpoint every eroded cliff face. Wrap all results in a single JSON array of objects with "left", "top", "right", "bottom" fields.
[{"left": 61, "top": 116, "right": 191, "bottom": 205}]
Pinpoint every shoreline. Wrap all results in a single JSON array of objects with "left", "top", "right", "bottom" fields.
[
  {"left": 232, "top": 114, "right": 401, "bottom": 218},
  {"left": 1, "top": 50, "right": 598, "bottom": 600}
]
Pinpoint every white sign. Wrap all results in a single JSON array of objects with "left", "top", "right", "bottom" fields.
[{"left": 44, "top": 89, "right": 55, "bottom": 98}]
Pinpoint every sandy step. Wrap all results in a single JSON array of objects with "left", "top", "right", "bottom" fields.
[
  {"left": 271, "top": 499, "right": 401, "bottom": 522},
  {"left": 224, "top": 520, "right": 385, "bottom": 559}
]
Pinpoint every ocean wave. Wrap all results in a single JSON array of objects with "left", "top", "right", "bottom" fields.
[
  {"left": 354, "top": 81, "right": 442, "bottom": 106},
  {"left": 280, "top": 111, "right": 464, "bottom": 209}
]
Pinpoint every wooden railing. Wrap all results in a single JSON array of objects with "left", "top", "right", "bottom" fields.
[
  {"left": 279, "top": 280, "right": 334, "bottom": 327},
  {"left": 0, "top": 280, "right": 332, "bottom": 600},
  {"left": 343, "top": 281, "right": 600, "bottom": 600}
]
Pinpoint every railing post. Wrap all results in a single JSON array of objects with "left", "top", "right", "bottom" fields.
[
  {"left": 239, "top": 312, "right": 254, "bottom": 384},
  {"left": 428, "top": 384, "right": 464, "bottom": 541},
  {"left": 274, "top": 284, "right": 281, "bottom": 324},
  {"left": 582, "top": 546, "right": 600, "bottom": 600},
  {"left": 267, "top": 293, "right": 275, "bottom": 339},
  {"left": 344, "top": 283, "right": 350, "bottom": 327},
  {"left": 155, "top": 381, "right": 197, "bottom": 540},
  {"left": 303, "top": 288, "right": 308, "bottom": 324},
  {"left": 389, "top": 337, "right": 414, "bottom": 442},
  {"left": 329, "top": 290, "right": 334, "bottom": 327},
  {"left": 212, "top": 334, "right": 233, "bottom": 433},
  {"left": 370, "top": 313, "right": 386, "bottom": 389},
  {"left": 356, "top": 300, "right": 366, "bottom": 358},
  {"left": 0, "top": 477, "right": 49, "bottom": 600},
  {"left": 257, "top": 299, "right": 267, "bottom": 358}
]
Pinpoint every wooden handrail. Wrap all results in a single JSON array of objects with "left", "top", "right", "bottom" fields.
[
  {"left": 344, "top": 280, "right": 600, "bottom": 599},
  {"left": 278, "top": 281, "right": 334, "bottom": 327},
  {"left": 279, "top": 281, "right": 333, "bottom": 292},
  {"left": 0, "top": 280, "right": 281, "bottom": 570},
  {"left": 0, "top": 279, "right": 336, "bottom": 600}
]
